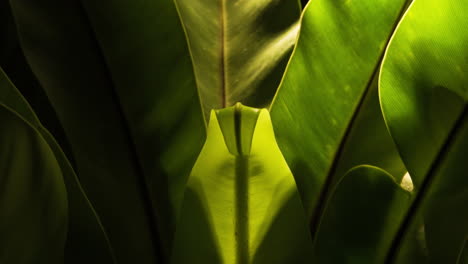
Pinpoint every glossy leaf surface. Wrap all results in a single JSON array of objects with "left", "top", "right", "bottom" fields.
[
  {"left": 175, "top": 0, "right": 301, "bottom": 120},
  {"left": 172, "top": 105, "right": 312, "bottom": 263},
  {"left": 270, "top": 0, "right": 408, "bottom": 225},
  {"left": 314, "top": 165, "right": 411, "bottom": 263},
  {"left": 380, "top": 0, "right": 468, "bottom": 262},
  {"left": 0, "top": 67, "right": 115, "bottom": 263},
  {"left": 0, "top": 105, "right": 67, "bottom": 263}
]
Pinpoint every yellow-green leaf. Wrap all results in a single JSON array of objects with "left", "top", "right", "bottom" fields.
[{"left": 172, "top": 104, "right": 312, "bottom": 263}]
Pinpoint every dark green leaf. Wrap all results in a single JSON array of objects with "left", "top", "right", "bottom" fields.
[
  {"left": 314, "top": 165, "right": 411, "bottom": 263},
  {"left": 0, "top": 104, "right": 66, "bottom": 263},
  {"left": 77, "top": 0, "right": 207, "bottom": 254},
  {"left": 0, "top": 67, "right": 115, "bottom": 263},
  {"left": 10, "top": 0, "right": 206, "bottom": 260},
  {"left": 0, "top": 0, "right": 70, "bottom": 158}
]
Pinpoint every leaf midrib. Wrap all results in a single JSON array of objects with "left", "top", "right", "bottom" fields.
[{"left": 220, "top": 0, "right": 227, "bottom": 107}]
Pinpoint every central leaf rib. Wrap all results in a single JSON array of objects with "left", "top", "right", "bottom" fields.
[{"left": 220, "top": 0, "right": 227, "bottom": 107}]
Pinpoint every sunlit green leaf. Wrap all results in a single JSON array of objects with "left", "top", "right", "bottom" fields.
[
  {"left": 174, "top": 0, "right": 301, "bottom": 120},
  {"left": 172, "top": 104, "right": 312, "bottom": 263},
  {"left": 270, "top": 0, "right": 408, "bottom": 232},
  {"left": 0, "top": 104, "right": 67, "bottom": 263},
  {"left": 379, "top": 0, "right": 468, "bottom": 262}
]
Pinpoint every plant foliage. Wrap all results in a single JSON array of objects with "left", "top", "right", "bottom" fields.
[{"left": 0, "top": 0, "right": 466, "bottom": 263}]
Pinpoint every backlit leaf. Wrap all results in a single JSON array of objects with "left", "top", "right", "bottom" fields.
[{"left": 172, "top": 104, "right": 312, "bottom": 263}]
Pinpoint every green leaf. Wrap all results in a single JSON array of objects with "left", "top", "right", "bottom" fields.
[
  {"left": 0, "top": 67, "right": 116, "bottom": 262},
  {"left": 332, "top": 77, "right": 407, "bottom": 183},
  {"left": 0, "top": 104, "right": 67, "bottom": 263},
  {"left": 10, "top": 0, "right": 206, "bottom": 260},
  {"left": 314, "top": 165, "right": 411, "bottom": 264},
  {"left": 0, "top": 3, "right": 72, "bottom": 159},
  {"left": 379, "top": 0, "right": 468, "bottom": 262},
  {"left": 174, "top": 0, "right": 301, "bottom": 120},
  {"left": 270, "top": 0, "right": 408, "bottom": 234},
  {"left": 172, "top": 104, "right": 312, "bottom": 264}
]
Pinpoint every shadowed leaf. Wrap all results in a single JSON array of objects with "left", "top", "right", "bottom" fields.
[
  {"left": 380, "top": 0, "right": 468, "bottom": 262},
  {"left": 314, "top": 165, "right": 411, "bottom": 263},
  {"left": 9, "top": 0, "right": 207, "bottom": 260},
  {"left": 0, "top": 104, "right": 67, "bottom": 263},
  {"left": 0, "top": 66, "right": 115, "bottom": 263}
]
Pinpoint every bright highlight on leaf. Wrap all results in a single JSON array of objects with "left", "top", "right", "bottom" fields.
[
  {"left": 400, "top": 172, "right": 414, "bottom": 192},
  {"left": 171, "top": 103, "right": 312, "bottom": 264}
]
